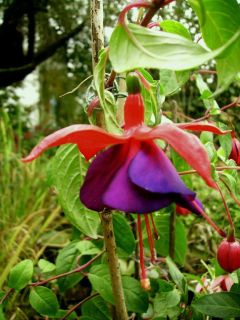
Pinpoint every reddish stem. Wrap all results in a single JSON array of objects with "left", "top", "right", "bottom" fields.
[
  {"left": 147, "top": 21, "right": 161, "bottom": 28},
  {"left": 192, "top": 97, "right": 240, "bottom": 123},
  {"left": 137, "top": 215, "right": 151, "bottom": 291},
  {"left": 118, "top": 1, "right": 151, "bottom": 25},
  {"left": 220, "top": 177, "right": 240, "bottom": 207},
  {"left": 216, "top": 182, "right": 235, "bottom": 231},
  {"left": 144, "top": 214, "right": 156, "bottom": 263},
  {"left": 192, "top": 200, "right": 226, "bottom": 238},
  {"left": 61, "top": 293, "right": 99, "bottom": 320},
  {"left": 137, "top": 215, "right": 147, "bottom": 280}
]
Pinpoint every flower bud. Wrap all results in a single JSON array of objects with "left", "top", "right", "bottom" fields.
[
  {"left": 217, "top": 239, "right": 240, "bottom": 272},
  {"left": 229, "top": 133, "right": 240, "bottom": 165},
  {"left": 126, "top": 72, "right": 141, "bottom": 94}
]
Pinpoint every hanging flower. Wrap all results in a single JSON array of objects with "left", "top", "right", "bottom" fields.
[
  {"left": 23, "top": 73, "right": 228, "bottom": 289},
  {"left": 229, "top": 132, "right": 240, "bottom": 165}
]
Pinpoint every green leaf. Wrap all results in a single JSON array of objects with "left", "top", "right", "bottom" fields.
[
  {"left": 157, "top": 279, "right": 174, "bottom": 292},
  {"left": 122, "top": 277, "right": 148, "bottom": 313},
  {"left": 88, "top": 265, "right": 113, "bottom": 303},
  {"left": 51, "top": 144, "right": 100, "bottom": 238},
  {"left": 8, "top": 259, "right": 33, "bottom": 291},
  {"left": 82, "top": 296, "right": 111, "bottom": 320},
  {"left": 137, "top": 69, "right": 160, "bottom": 125},
  {"left": 109, "top": 23, "right": 239, "bottom": 73},
  {"left": 154, "top": 214, "right": 187, "bottom": 265},
  {"left": 93, "top": 48, "right": 120, "bottom": 133},
  {"left": 38, "top": 259, "right": 56, "bottom": 274},
  {"left": 171, "top": 149, "right": 192, "bottom": 188},
  {"left": 89, "top": 264, "right": 148, "bottom": 313},
  {"left": 165, "top": 257, "right": 187, "bottom": 297},
  {"left": 193, "top": 292, "right": 240, "bottom": 318},
  {"left": 219, "top": 133, "right": 232, "bottom": 161},
  {"left": 29, "top": 286, "right": 59, "bottom": 317},
  {"left": 160, "top": 69, "right": 190, "bottom": 96},
  {"left": 189, "top": 0, "right": 240, "bottom": 91},
  {"left": 160, "top": 20, "right": 192, "bottom": 40},
  {"left": 159, "top": 20, "right": 190, "bottom": 97},
  {"left": 204, "top": 141, "right": 218, "bottom": 163},
  {"left": 195, "top": 74, "right": 220, "bottom": 114},
  {"left": 0, "top": 307, "right": 5, "bottom": 320},
  {"left": 56, "top": 241, "right": 83, "bottom": 291},
  {"left": 153, "top": 289, "right": 181, "bottom": 318},
  {"left": 76, "top": 240, "right": 100, "bottom": 256},
  {"left": 113, "top": 213, "right": 135, "bottom": 257}
]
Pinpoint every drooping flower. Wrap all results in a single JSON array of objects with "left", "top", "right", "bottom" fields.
[
  {"left": 229, "top": 132, "right": 240, "bottom": 165},
  {"left": 22, "top": 75, "right": 227, "bottom": 214},
  {"left": 23, "top": 73, "right": 228, "bottom": 288}
]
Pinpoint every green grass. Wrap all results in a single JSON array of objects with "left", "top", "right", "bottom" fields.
[{"left": 0, "top": 110, "right": 66, "bottom": 289}]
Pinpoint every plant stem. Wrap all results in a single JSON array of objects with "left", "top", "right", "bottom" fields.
[
  {"left": 100, "top": 210, "right": 128, "bottom": 320},
  {"left": 216, "top": 182, "right": 235, "bottom": 241},
  {"left": 90, "top": 0, "right": 104, "bottom": 68}
]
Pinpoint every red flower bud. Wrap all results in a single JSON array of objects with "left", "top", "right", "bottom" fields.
[
  {"left": 229, "top": 133, "right": 240, "bottom": 165},
  {"left": 217, "top": 239, "right": 240, "bottom": 272},
  {"left": 176, "top": 205, "right": 191, "bottom": 216}
]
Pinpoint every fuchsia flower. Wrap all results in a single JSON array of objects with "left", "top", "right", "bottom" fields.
[
  {"left": 22, "top": 76, "right": 227, "bottom": 213},
  {"left": 23, "top": 73, "right": 228, "bottom": 288},
  {"left": 229, "top": 132, "right": 240, "bottom": 165}
]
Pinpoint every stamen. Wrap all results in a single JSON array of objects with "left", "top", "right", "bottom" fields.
[
  {"left": 137, "top": 215, "right": 151, "bottom": 291},
  {"left": 150, "top": 213, "right": 159, "bottom": 240},
  {"left": 144, "top": 214, "right": 156, "bottom": 263}
]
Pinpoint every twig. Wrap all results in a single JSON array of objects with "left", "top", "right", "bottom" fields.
[
  {"left": 59, "top": 75, "right": 93, "bottom": 97},
  {"left": 61, "top": 293, "right": 99, "bottom": 320},
  {"left": 29, "top": 251, "right": 104, "bottom": 287},
  {"left": 0, "top": 288, "right": 13, "bottom": 305},
  {"left": 178, "top": 166, "right": 240, "bottom": 176},
  {"left": 192, "top": 97, "right": 240, "bottom": 123},
  {"left": 220, "top": 97, "right": 240, "bottom": 112}
]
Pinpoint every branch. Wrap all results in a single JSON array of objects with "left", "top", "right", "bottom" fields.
[
  {"left": 29, "top": 251, "right": 104, "bottom": 287},
  {"left": 27, "top": 0, "right": 35, "bottom": 59},
  {"left": 0, "top": 22, "right": 85, "bottom": 86},
  {"left": 61, "top": 293, "right": 99, "bottom": 320}
]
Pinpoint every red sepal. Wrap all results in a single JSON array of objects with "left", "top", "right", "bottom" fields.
[
  {"left": 22, "top": 125, "right": 127, "bottom": 162},
  {"left": 133, "top": 124, "right": 216, "bottom": 188},
  {"left": 177, "top": 122, "right": 231, "bottom": 135}
]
